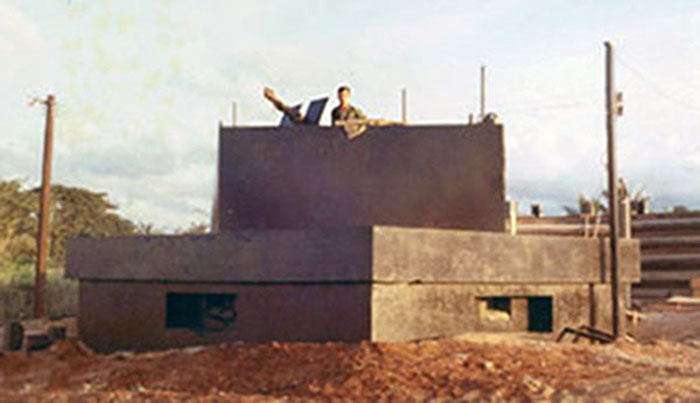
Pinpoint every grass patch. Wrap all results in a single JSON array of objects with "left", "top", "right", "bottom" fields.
[{"left": 0, "top": 260, "right": 78, "bottom": 320}]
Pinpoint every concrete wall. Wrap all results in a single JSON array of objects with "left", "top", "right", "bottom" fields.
[
  {"left": 66, "top": 227, "right": 639, "bottom": 284},
  {"left": 371, "top": 227, "right": 641, "bottom": 283},
  {"left": 217, "top": 123, "right": 505, "bottom": 232},
  {"left": 372, "top": 283, "right": 631, "bottom": 341},
  {"left": 514, "top": 213, "right": 700, "bottom": 300},
  {"left": 373, "top": 284, "right": 584, "bottom": 341},
  {"left": 67, "top": 226, "right": 640, "bottom": 351},
  {"left": 78, "top": 280, "right": 631, "bottom": 351},
  {"left": 66, "top": 229, "right": 372, "bottom": 282},
  {"left": 79, "top": 281, "right": 371, "bottom": 353}
]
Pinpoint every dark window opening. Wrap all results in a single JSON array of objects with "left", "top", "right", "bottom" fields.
[
  {"left": 527, "top": 297, "right": 553, "bottom": 332},
  {"left": 478, "top": 297, "right": 512, "bottom": 322},
  {"left": 166, "top": 293, "right": 237, "bottom": 332}
]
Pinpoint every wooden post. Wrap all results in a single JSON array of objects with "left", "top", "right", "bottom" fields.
[
  {"left": 232, "top": 102, "right": 238, "bottom": 126},
  {"left": 34, "top": 94, "right": 55, "bottom": 319},
  {"left": 480, "top": 65, "right": 486, "bottom": 120},
  {"left": 605, "top": 42, "right": 622, "bottom": 338},
  {"left": 506, "top": 201, "right": 518, "bottom": 235},
  {"left": 401, "top": 88, "right": 407, "bottom": 124},
  {"left": 619, "top": 196, "right": 632, "bottom": 239},
  {"left": 690, "top": 278, "right": 700, "bottom": 297}
]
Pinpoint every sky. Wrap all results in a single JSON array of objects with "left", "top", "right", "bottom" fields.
[{"left": 2, "top": 0, "right": 700, "bottom": 230}]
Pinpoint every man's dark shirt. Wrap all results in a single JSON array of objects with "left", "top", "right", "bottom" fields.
[{"left": 331, "top": 104, "right": 366, "bottom": 124}]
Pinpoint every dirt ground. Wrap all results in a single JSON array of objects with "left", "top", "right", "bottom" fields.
[{"left": 1, "top": 305, "right": 700, "bottom": 402}]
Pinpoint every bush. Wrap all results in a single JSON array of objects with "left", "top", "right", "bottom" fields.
[{"left": 0, "top": 260, "right": 78, "bottom": 320}]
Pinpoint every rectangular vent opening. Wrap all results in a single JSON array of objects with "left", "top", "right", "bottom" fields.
[
  {"left": 527, "top": 296, "right": 553, "bottom": 332},
  {"left": 166, "top": 293, "right": 237, "bottom": 332},
  {"left": 478, "top": 297, "right": 512, "bottom": 322}
]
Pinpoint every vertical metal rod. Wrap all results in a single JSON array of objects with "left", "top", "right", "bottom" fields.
[
  {"left": 480, "top": 65, "right": 486, "bottom": 120},
  {"left": 605, "top": 42, "right": 621, "bottom": 339},
  {"left": 34, "top": 94, "right": 55, "bottom": 319},
  {"left": 232, "top": 102, "right": 238, "bottom": 127},
  {"left": 401, "top": 88, "right": 407, "bottom": 124}
]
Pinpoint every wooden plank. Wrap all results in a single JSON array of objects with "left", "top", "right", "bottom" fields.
[
  {"left": 633, "top": 217, "right": 700, "bottom": 231},
  {"left": 666, "top": 296, "right": 700, "bottom": 305},
  {"left": 640, "top": 236, "right": 700, "bottom": 248},
  {"left": 642, "top": 253, "right": 700, "bottom": 268},
  {"left": 635, "top": 229, "right": 700, "bottom": 238},
  {"left": 516, "top": 223, "right": 609, "bottom": 237},
  {"left": 642, "top": 270, "right": 699, "bottom": 281},
  {"left": 633, "top": 212, "right": 700, "bottom": 221},
  {"left": 631, "top": 287, "right": 690, "bottom": 299}
]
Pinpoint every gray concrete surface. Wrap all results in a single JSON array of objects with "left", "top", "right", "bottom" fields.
[
  {"left": 67, "top": 226, "right": 640, "bottom": 351},
  {"left": 372, "top": 284, "right": 587, "bottom": 341},
  {"left": 372, "top": 227, "right": 641, "bottom": 283},
  {"left": 67, "top": 227, "right": 639, "bottom": 284},
  {"left": 64, "top": 121, "right": 643, "bottom": 351},
  {"left": 66, "top": 228, "right": 372, "bottom": 282},
  {"left": 78, "top": 281, "right": 371, "bottom": 353}
]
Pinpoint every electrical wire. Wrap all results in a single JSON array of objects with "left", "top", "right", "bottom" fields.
[
  {"left": 616, "top": 52, "right": 700, "bottom": 116},
  {"left": 494, "top": 100, "right": 599, "bottom": 114}
]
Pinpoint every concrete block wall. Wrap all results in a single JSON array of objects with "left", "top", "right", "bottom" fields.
[
  {"left": 371, "top": 283, "right": 627, "bottom": 341},
  {"left": 64, "top": 121, "right": 644, "bottom": 351},
  {"left": 514, "top": 212, "right": 700, "bottom": 300},
  {"left": 78, "top": 281, "right": 371, "bottom": 352},
  {"left": 216, "top": 123, "right": 505, "bottom": 232},
  {"left": 67, "top": 227, "right": 640, "bottom": 352}
]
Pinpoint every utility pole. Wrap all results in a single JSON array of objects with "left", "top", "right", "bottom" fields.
[
  {"left": 34, "top": 94, "right": 55, "bottom": 319},
  {"left": 232, "top": 101, "right": 238, "bottom": 126},
  {"left": 401, "top": 88, "right": 407, "bottom": 124},
  {"left": 605, "top": 42, "right": 623, "bottom": 339},
  {"left": 480, "top": 65, "right": 486, "bottom": 120}
]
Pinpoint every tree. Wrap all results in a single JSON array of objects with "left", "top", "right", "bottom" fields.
[
  {"left": 177, "top": 222, "right": 209, "bottom": 235},
  {"left": 0, "top": 180, "right": 36, "bottom": 262},
  {"left": 42, "top": 185, "right": 137, "bottom": 258},
  {"left": 0, "top": 180, "right": 137, "bottom": 262},
  {"left": 562, "top": 194, "right": 607, "bottom": 216}
]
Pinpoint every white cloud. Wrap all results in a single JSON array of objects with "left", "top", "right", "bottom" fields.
[
  {"left": 3, "top": 0, "right": 700, "bottom": 228},
  {"left": 0, "top": 3, "right": 43, "bottom": 54}
]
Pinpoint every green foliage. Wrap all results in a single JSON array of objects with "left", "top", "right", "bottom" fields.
[
  {"left": 0, "top": 180, "right": 138, "bottom": 262},
  {"left": 176, "top": 222, "right": 209, "bottom": 235},
  {"left": 562, "top": 194, "right": 608, "bottom": 216},
  {"left": 0, "top": 180, "right": 37, "bottom": 262},
  {"left": 588, "top": 197, "right": 608, "bottom": 216},
  {"left": 672, "top": 205, "right": 690, "bottom": 214},
  {"left": 630, "top": 186, "right": 646, "bottom": 203},
  {"left": 0, "top": 180, "right": 139, "bottom": 319},
  {"left": 0, "top": 261, "right": 78, "bottom": 319},
  {"left": 0, "top": 261, "right": 35, "bottom": 287},
  {"left": 45, "top": 184, "right": 137, "bottom": 258}
]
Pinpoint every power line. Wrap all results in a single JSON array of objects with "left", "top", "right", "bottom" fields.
[
  {"left": 490, "top": 94, "right": 603, "bottom": 114},
  {"left": 616, "top": 52, "right": 700, "bottom": 116},
  {"left": 494, "top": 100, "right": 600, "bottom": 114},
  {"left": 616, "top": 51, "right": 700, "bottom": 99}
]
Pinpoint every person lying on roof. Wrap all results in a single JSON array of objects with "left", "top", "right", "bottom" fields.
[
  {"left": 263, "top": 87, "right": 304, "bottom": 124},
  {"left": 331, "top": 85, "right": 366, "bottom": 125}
]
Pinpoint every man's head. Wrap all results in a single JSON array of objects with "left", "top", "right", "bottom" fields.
[{"left": 337, "top": 85, "right": 351, "bottom": 107}]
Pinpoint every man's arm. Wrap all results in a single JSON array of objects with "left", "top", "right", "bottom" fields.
[{"left": 263, "top": 87, "right": 303, "bottom": 123}]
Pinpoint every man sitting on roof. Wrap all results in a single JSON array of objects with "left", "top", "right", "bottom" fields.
[{"left": 331, "top": 85, "right": 366, "bottom": 125}]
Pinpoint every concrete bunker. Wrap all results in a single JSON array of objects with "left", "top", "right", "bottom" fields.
[{"left": 66, "top": 122, "right": 641, "bottom": 352}]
